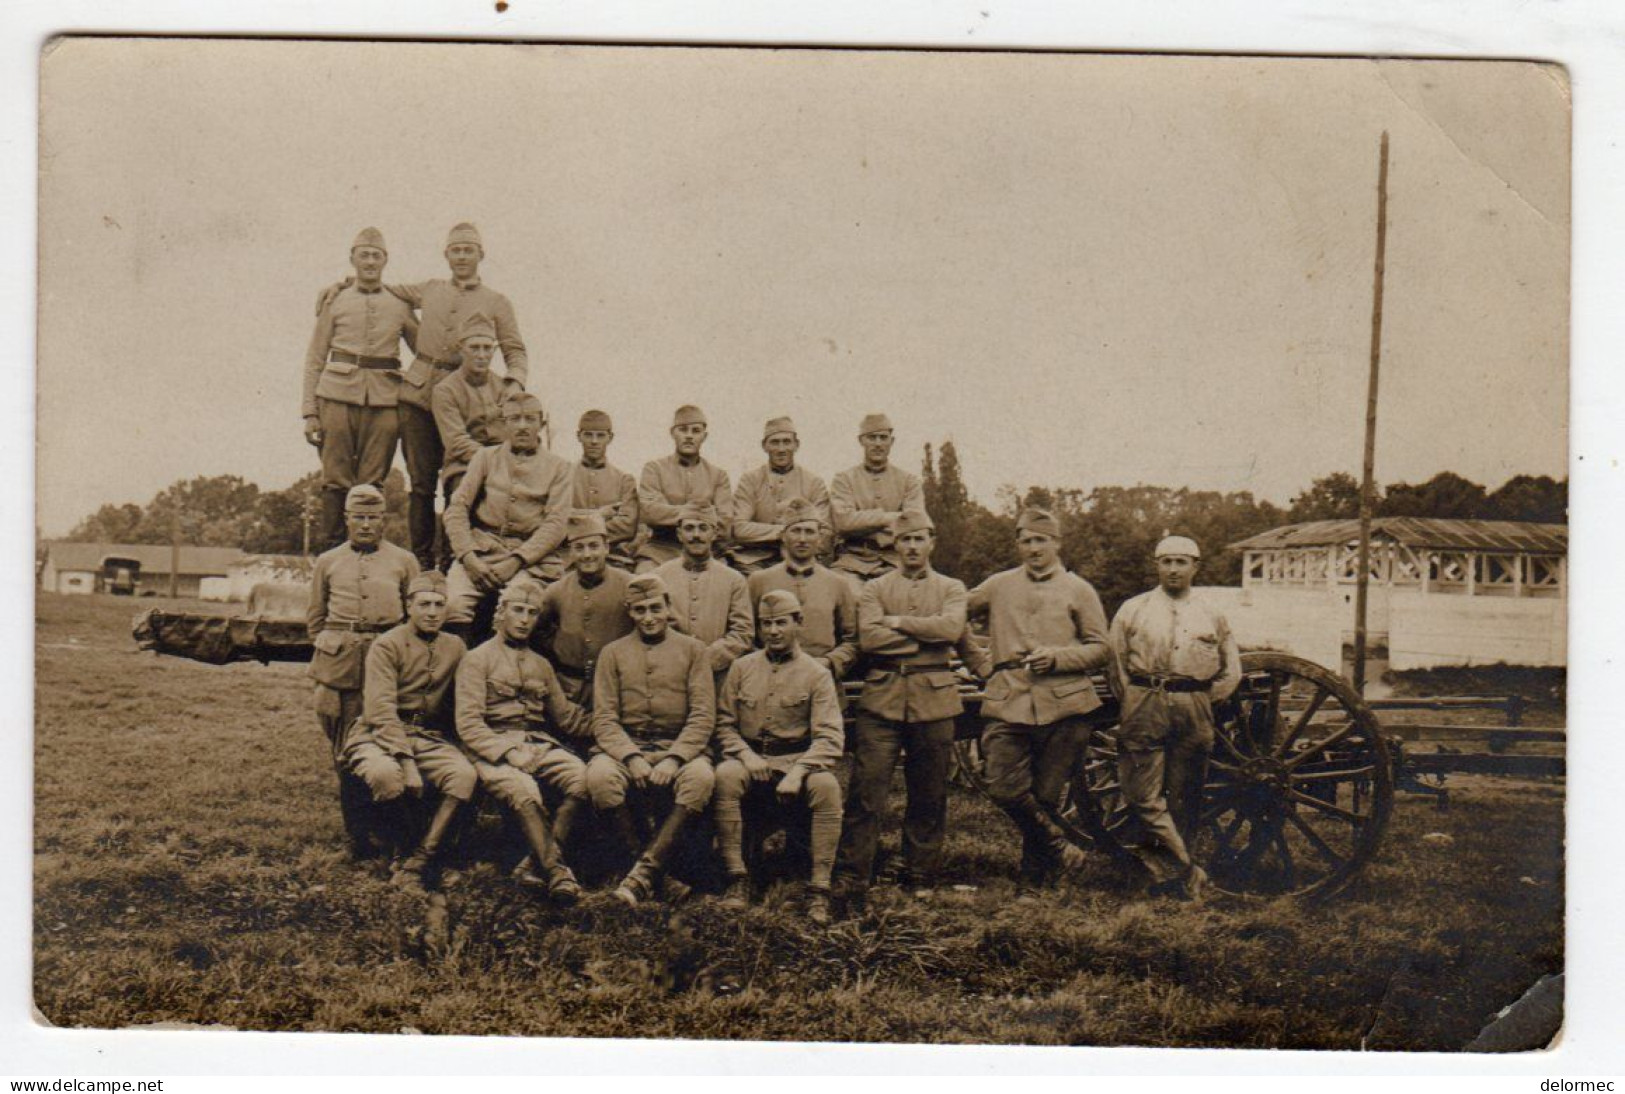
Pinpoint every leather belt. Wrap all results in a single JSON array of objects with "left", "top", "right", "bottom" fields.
[
  {"left": 991, "top": 659, "right": 1030, "bottom": 674},
  {"left": 416, "top": 352, "right": 461, "bottom": 370},
  {"left": 868, "top": 659, "right": 952, "bottom": 676},
  {"left": 329, "top": 350, "right": 401, "bottom": 370},
  {"left": 1128, "top": 673, "right": 1211, "bottom": 693},
  {"left": 323, "top": 621, "right": 393, "bottom": 634},
  {"left": 758, "top": 737, "right": 810, "bottom": 758}
]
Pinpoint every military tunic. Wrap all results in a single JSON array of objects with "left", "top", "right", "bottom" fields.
[
  {"left": 443, "top": 443, "right": 575, "bottom": 622},
  {"left": 571, "top": 459, "right": 639, "bottom": 562},
  {"left": 587, "top": 630, "right": 716, "bottom": 811},
  {"left": 746, "top": 561, "right": 859, "bottom": 679},
  {"left": 455, "top": 636, "right": 594, "bottom": 810},
  {"left": 306, "top": 539, "right": 420, "bottom": 747},
  {"left": 635, "top": 454, "right": 733, "bottom": 568},
  {"left": 431, "top": 369, "right": 507, "bottom": 486},
  {"left": 537, "top": 566, "right": 635, "bottom": 699},
  {"left": 730, "top": 465, "right": 831, "bottom": 572},
  {"left": 344, "top": 623, "right": 476, "bottom": 803},
  {"left": 829, "top": 463, "right": 925, "bottom": 578},
  {"left": 651, "top": 557, "right": 755, "bottom": 676}
]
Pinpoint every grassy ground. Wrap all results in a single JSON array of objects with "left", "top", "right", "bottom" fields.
[{"left": 34, "top": 593, "right": 1564, "bottom": 1048}]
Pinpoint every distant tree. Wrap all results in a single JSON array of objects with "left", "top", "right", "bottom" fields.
[
  {"left": 922, "top": 440, "right": 975, "bottom": 578},
  {"left": 1287, "top": 472, "right": 1365, "bottom": 523},
  {"left": 65, "top": 502, "right": 149, "bottom": 544},
  {"left": 1485, "top": 474, "right": 1567, "bottom": 524},
  {"left": 127, "top": 476, "right": 263, "bottom": 548},
  {"left": 1379, "top": 472, "right": 1489, "bottom": 520}
]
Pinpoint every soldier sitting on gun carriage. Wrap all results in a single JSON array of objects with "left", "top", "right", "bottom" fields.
[
  {"left": 340, "top": 571, "right": 479, "bottom": 891},
  {"left": 307, "top": 484, "right": 420, "bottom": 859},
  {"left": 442, "top": 392, "right": 573, "bottom": 643},
  {"left": 588, "top": 574, "right": 718, "bottom": 908},
  {"left": 713, "top": 590, "right": 846, "bottom": 925},
  {"left": 1108, "top": 535, "right": 1242, "bottom": 901},
  {"left": 455, "top": 579, "right": 595, "bottom": 905}
]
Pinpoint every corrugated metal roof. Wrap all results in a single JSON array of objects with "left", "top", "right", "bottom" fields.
[
  {"left": 46, "top": 541, "right": 245, "bottom": 576},
  {"left": 1229, "top": 518, "right": 1567, "bottom": 554}
]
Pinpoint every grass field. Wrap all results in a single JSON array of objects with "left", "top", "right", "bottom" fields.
[{"left": 34, "top": 592, "right": 1564, "bottom": 1048}]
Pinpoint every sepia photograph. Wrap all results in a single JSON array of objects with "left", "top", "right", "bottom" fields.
[{"left": 30, "top": 34, "right": 1573, "bottom": 1056}]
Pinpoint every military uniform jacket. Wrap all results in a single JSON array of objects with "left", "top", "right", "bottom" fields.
[
  {"left": 857, "top": 567, "right": 968, "bottom": 723},
  {"left": 306, "top": 540, "right": 420, "bottom": 690},
  {"left": 652, "top": 558, "right": 755, "bottom": 674},
  {"left": 348, "top": 623, "right": 467, "bottom": 757},
  {"left": 638, "top": 454, "right": 733, "bottom": 546},
  {"left": 1109, "top": 588, "right": 1243, "bottom": 703},
  {"left": 716, "top": 649, "right": 845, "bottom": 771},
  {"left": 444, "top": 444, "right": 574, "bottom": 568},
  {"left": 432, "top": 370, "right": 507, "bottom": 483},
  {"left": 571, "top": 460, "right": 639, "bottom": 548},
  {"left": 538, "top": 566, "right": 635, "bottom": 680},
  {"left": 746, "top": 561, "right": 859, "bottom": 679},
  {"left": 830, "top": 463, "right": 925, "bottom": 566},
  {"left": 730, "top": 464, "right": 831, "bottom": 568},
  {"left": 966, "top": 566, "right": 1110, "bottom": 725},
  {"left": 455, "top": 637, "right": 594, "bottom": 764},
  {"left": 390, "top": 277, "right": 528, "bottom": 411},
  {"left": 302, "top": 284, "right": 418, "bottom": 417},
  {"left": 591, "top": 631, "right": 715, "bottom": 764}
]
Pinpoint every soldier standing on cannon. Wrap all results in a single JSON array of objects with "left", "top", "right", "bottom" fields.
[
  {"left": 306, "top": 484, "right": 420, "bottom": 858},
  {"left": 301, "top": 228, "right": 418, "bottom": 550},
  {"left": 1107, "top": 535, "right": 1242, "bottom": 900},
  {"left": 587, "top": 575, "right": 717, "bottom": 907},
  {"left": 340, "top": 571, "right": 478, "bottom": 890},
  {"left": 713, "top": 590, "right": 846, "bottom": 924},
  {"left": 652, "top": 503, "right": 755, "bottom": 686},
  {"left": 746, "top": 498, "right": 859, "bottom": 682},
  {"left": 455, "top": 579, "right": 594, "bottom": 905},
  {"left": 569, "top": 409, "right": 640, "bottom": 572},
  {"left": 635, "top": 405, "right": 732, "bottom": 572},
  {"left": 964, "top": 508, "right": 1111, "bottom": 889},
  {"left": 833, "top": 509, "right": 967, "bottom": 904},
  {"left": 729, "top": 416, "right": 831, "bottom": 575},
  {"left": 432, "top": 312, "right": 510, "bottom": 503},
  {"left": 442, "top": 392, "right": 574, "bottom": 643},
  {"left": 536, "top": 512, "right": 634, "bottom": 704},
  {"left": 829, "top": 413, "right": 925, "bottom": 585}
]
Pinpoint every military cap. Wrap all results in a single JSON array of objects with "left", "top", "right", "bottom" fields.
[
  {"left": 578, "top": 409, "right": 613, "bottom": 432},
  {"left": 1154, "top": 535, "right": 1202, "bottom": 560},
  {"left": 757, "top": 589, "right": 803, "bottom": 620},
  {"left": 1016, "top": 507, "right": 1062, "bottom": 539},
  {"left": 497, "top": 578, "right": 548, "bottom": 608},
  {"left": 458, "top": 312, "right": 496, "bottom": 343},
  {"left": 344, "top": 484, "right": 387, "bottom": 513},
  {"left": 625, "top": 574, "right": 669, "bottom": 606},
  {"left": 407, "top": 571, "right": 448, "bottom": 599},
  {"left": 672, "top": 405, "right": 708, "bottom": 428},
  {"left": 762, "top": 415, "right": 797, "bottom": 441},
  {"left": 350, "top": 227, "right": 387, "bottom": 254},
  {"left": 676, "top": 502, "right": 719, "bottom": 528},
  {"left": 566, "top": 511, "right": 608, "bottom": 542},
  {"left": 893, "top": 509, "right": 934, "bottom": 537},
  {"left": 859, "top": 413, "right": 894, "bottom": 436},
  {"left": 501, "top": 392, "right": 547, "bottom": 420},
  {"left": 778, "top": 497, "right": 821, "bottom": 532},
  {"left": 445, "top": 222, "right": 482, "bottom": 248}
]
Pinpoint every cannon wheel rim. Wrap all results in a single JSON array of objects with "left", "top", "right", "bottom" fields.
[{"left": 1086, "top": 652, "right": 1392, "bottom": 900}]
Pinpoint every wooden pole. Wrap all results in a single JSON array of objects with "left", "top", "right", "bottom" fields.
[
  {"left": 1353, "top": 131, "right": 1390, "bottom": 694},
  {"left": 169, "top": 509, "right": 180, "bottom": 600}
]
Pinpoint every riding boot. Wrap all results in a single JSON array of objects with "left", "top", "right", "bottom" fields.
[
  {"left": 551, "top": 796, "right": 584, "bottom": 851},
  {"left": 515, "top": 801, "right": 581, "bottom": 905},
  {"left": 613, "top": 805, "right": 696, "bottom": 907},
  {"left": 1005, "top": 793, "right": 1088, "bottom": 875},
  {"left": 607, "top": 804, "right": 644, "bottom": 871},
  {"left": 337, "top": 771, "right": 375, "bottom": 860},
  {"left": 407, "top": 492, "right": 437, "bottom": 572},
  {"left": 394, "top": 795, "right": 462, "bottom": 889}
]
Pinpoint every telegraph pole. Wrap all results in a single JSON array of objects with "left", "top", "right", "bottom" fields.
[
  {"left": 1353, "top": 131, "right": 1390, "bottom": 694},
  {"left": 169, "top": 509, "right": 181, "bottom": 600}
]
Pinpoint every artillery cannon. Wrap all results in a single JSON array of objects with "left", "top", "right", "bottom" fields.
[{"left": 134, "top": 608, "right": 1392, "bottom": 899}]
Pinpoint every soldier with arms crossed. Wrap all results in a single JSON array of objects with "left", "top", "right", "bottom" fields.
[
  {"left": 964, "top": 508, "right": 1110, "bottom": 888},
  {"left": 570, "top": 409, "right": 640, "bottom": 572},
  {"left": 829, "top": 413, "right": 925, "bottom": 585},
  {"left": 307, "top": 484, "right": 420, "bottom": 857},
  {"left": 1107, "top": 535, "right": 1241, "bottom": 900},
  {"left": 341, "top": 571, "right": 478, "bottom": 890},
  {"left": 301, "top": 228, "right": 417, "bottom": 550},
  {"left": 636, "top": 405, "right": 732, "bottom": 572},
  {"left": 746, "top": 498, "right": 859, "bottom": 681},
  {"left": 455, "top": 579, "right": 594, "bottom": 904},
  {"left": 729, "top": 416, "right": 831, "bottom": 575},
  {"left": 713, "top": 590, "right": 845, "bottom": 924},
  {"left": 833, "top": 510, "right": 967, "bottom": 904},
  {"left": 588, "top": 575, "right": 717, "bottom": 907}
]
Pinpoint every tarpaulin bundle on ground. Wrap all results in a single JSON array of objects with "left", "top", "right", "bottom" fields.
[{"left": 133, "top": 609, "right": 315, "bottom": 665}]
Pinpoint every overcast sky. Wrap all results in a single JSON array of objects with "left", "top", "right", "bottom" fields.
[{"left": 36, "top": 41, "right": 1568, "bottom": 536}]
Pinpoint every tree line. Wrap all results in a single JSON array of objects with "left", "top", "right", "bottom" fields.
[{"left": 62, "top": 448, "right": 1565, "bottom": 619}]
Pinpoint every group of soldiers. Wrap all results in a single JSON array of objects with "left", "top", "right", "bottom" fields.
[{"left": 302, "top": 223, "right": 1243, "bottom": 922}]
